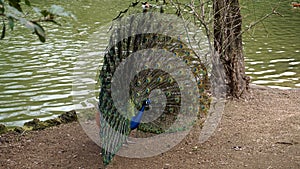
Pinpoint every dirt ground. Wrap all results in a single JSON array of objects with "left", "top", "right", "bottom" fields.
[{"left": 0, "top": 85, "right": 299, "bottom": 169}]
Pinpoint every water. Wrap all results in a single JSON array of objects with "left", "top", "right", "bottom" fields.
[
  {"left": 0, "top": 0, "right": 130, "bottom": 126},
  {"left": 0, "top": 0, "right": 299, "bottom": 126},
  {"left": 242, "top": 0, "right": 300, "bottom": 89}
]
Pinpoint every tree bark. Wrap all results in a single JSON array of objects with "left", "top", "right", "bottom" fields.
[{"left": 213, "top": 0, "right": 249, "bottom": 98}]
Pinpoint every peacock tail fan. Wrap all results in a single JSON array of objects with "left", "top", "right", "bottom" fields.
[
  {"left": 129, "top": 68, "right": 181, "bottom": 134},
  {"left": 98, "top": 8, "right": 210, "bottom": 166}
]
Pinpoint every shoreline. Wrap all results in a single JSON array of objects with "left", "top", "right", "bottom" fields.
[
  {"left": 0, "top": 110, "right": 78, "bottom": 135},
  {"left": 1, "top": 84, "right": 299, "bottom": 134},
  {"left": 1, "top": 85, "right": 299, "bottom": 168}
]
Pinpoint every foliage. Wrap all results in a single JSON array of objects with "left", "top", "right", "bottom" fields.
[{"left": 0, "top": 0, "right": 75, "bottom": 42}]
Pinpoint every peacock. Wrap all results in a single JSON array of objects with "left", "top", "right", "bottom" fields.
[
  {"left": 98, "top": 2, "right": 210, "bottom": 166},
  {"left": 130, "top": 98, "right": 151, "bottom": 130}
]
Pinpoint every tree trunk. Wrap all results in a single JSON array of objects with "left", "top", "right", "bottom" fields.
[{"left": 213, "top": 0, "right": 250, "bottom": 98}]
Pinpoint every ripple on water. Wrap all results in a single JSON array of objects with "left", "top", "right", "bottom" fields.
[
  {"left": 253, "top": 69, "right": 276, "bottom": 75},
  {"left": 248, "top": 61, "right": 264, "bottom": 65},
  {"left": 280, "top": 72, "right": 296, "bottom": 76},
  {"left": 259, "top": 72, "right": 296, "bottom": 79},
  {"left": 270, "top": 58, "right": 295, "bottom": 63},
  {"left": 4, "top": 85, "right": 27, "bottom": 89},
  {"left": 0, "top": 72, "right": 33, "bottom": 78},
  {"left": 268, "top": 86, "right": 292, "bottom": 90},
  {"left": 275, "top": 51, "right": 285, "bottom": 54},
  {"left": 252, "top": 79, "right": 290, "bottom": 85},
  {"left": 289, "top": 61, "right": 300, "bottom": 65},
  {"left": 31, "top": 94, "right": 70, "bottom": 102}
]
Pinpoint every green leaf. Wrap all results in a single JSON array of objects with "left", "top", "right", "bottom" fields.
[
  {"left": 1, "top": 21, "right": 5, "bottom": 40},
  {"left": 8, "top": 16, "right": 14, "bottom": 30},
  {"left": 6, "top": 5, "right": 23, "bottom": 17},
  {"left": 18, "top": 18, "right": 46, "bottom": 42},
  {"left": 24, "top": 0, "right": 31, "bottom": 6},
  {"left": 49, "top": 5, "right": 65, "bottom": 16},
  {"left": 0, "top": 0, "right": 4, "bottom": 14},
  {"left": 49, "top": 5, "right": 76, "bottom": 20},
  {"left": 19, "top": 18, "right": 34, "bottom": 31},
  {"left": 8, "top": 0, "right": 22, "bottom": 13},
  {"left": 33, "top": 22, "right": 46, "bottom": 42}
]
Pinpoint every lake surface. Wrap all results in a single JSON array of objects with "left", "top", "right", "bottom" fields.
[
  {"left": 242, "top": 0, "right": 300, "bottom": 89},
  {"left": 0, "top": 0, "right": 299, "bottom": 126}
]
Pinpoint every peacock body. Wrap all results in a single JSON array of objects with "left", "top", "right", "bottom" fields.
[{"left": 98, "top": 4, "right": 210, "bottom": 166}]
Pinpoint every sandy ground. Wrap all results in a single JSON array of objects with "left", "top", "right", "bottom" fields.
[{"left": 0, "top": 86, "right": 299, "bottom": 169}]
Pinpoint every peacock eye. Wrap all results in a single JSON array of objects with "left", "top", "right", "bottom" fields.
[
  {"left": 174, "top": 97, "right": 180, "bottom": 103},
  {"left": 157, "top": 76, "right": 163, "bottom": 83},
  {"left": 167, "top": 77, "right": 174, "bottom": 83},
  {"left": 155, "top": 63, "right": 161, "bottom": 68},
  {"left": 178, "top": 70, "right": 183, "bottom": 75},
  {"left": 145, "top": 77, "right": 151, "bottom": 83},
  {"left": 166, "top": 65, "right": 172, "bottom": 70},
  {"left": 145, "top": 88, "right": 150, "bottom": 94},
  {"left": 136, "top": 80, "right": 142, "bottom": 87},
  {"left": 165, "top": 91, "right": 172, "bottom": 97},
  {"left": 184, "top": 59, "right": 190, "bottom": 64}
]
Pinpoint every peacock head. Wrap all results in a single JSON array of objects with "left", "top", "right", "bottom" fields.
[{"left": 143, "top": 98, "right": 151, "bottom": 110}]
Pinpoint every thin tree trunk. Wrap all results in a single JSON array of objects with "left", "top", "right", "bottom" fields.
[{"left": 213, "top": 0, "right": 250, "bottom": 98}]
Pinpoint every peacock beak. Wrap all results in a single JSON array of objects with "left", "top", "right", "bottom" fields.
[{"left": 144, "top": 104, "right": 150, "bottom": 110}]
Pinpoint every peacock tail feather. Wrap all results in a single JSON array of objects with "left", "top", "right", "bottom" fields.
[{"left": 98, "top": 5, "right": 210, "bottom": 166}]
